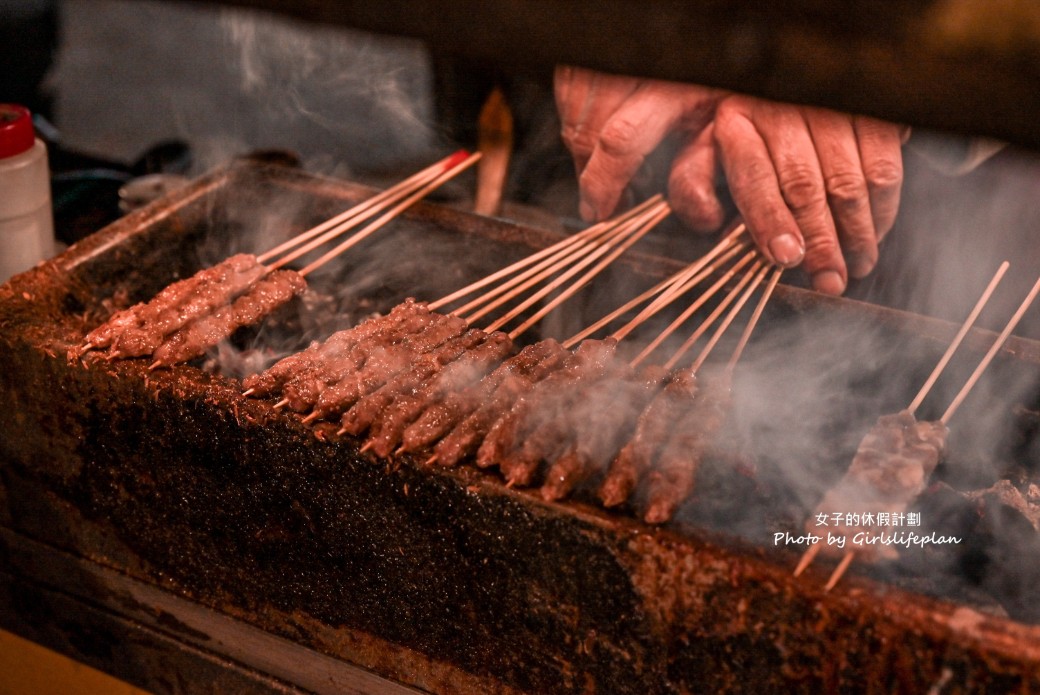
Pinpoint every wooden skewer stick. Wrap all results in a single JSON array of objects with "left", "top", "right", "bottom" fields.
[
  {"left": 562, "top": 231, "right": 747, "bottom": 349},
  {"left": 802, "top": 264, "right": 1018, "bottom": 587},
  {"left": 687, "top": 263, "right": 771, "bottom": 373},
  {"left": 504, "top": 206, "right": 671, "bottom": 339},
  {"left": 726, "top": 267, "right": 783, "bottom": 373},
  {"left": 661, "top": 260, "right": 766, "bottom": 371},
  {"left": 793, "top": 542, "right": 822, "bottom": 577},
  {"left": 824, "top": 551, "right": 856, "bottom": 592},
  {"left": 257, "top": 150, "right": 467, "bottom": 265},
  {"left": 294, "top": 153, "right": 482, "bottom": 277},
  {"left": 624, "top": 248, "right": 757, "bottom": 363},
  {"left": 941, "top": 273, "right": 1040, "bottom": 424},
  {"left": 482, "top": 206, "right": 664, "bottom": 332},
  {"left": 273, "top": 398, "right": 290, "bottom": 410},
  {"left": 615, "top": 244, "right": 752, "bottom": 345},
  {"left": 474, "top": 201, "right": 669, "bottom": 330},
  {"left": 640, "top": 224, "right": 749, "bottom": 319},
  {"left": 451, "top": 215, "right": 634, "bottom": 321},
  {"left": 430, "top": 196, "right": 663, "bottom": 312},
  {"left": 907, "top": 261, "right": 1010, "bottom": 415}
]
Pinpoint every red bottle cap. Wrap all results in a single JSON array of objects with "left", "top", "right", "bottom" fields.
[{"left": 0, "top": 104, "right": 36, "bottom": 159}]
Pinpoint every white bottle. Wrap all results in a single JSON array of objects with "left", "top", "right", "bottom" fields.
[{"left": 0, "top": 104, "right": 54, "bottom": 283}]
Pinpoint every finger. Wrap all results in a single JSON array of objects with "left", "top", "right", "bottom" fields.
[
  {"left": 668, "top": 123, "right": 724, "bottom": 233},
  {"left": 805, "top": 109, "right": 878, "bottom": 279},
  {"left": 714, "top": 98, "right": 806, "bottom": 269},
  {"left": 579, "top": 82, "right": 711, "bottom": 221},
  {"left": 854, "top": 115, "right": 904, "bottom": 241},
  {"left": 762, "top": 104, "right": 848, "bottom": 294},
  {"left": 554, "top": 67, "right": 639, "bottom": 177}
]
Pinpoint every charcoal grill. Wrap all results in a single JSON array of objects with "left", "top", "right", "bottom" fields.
[{"left": 2, "top": 161, "right": 1040, "bottom": 693}]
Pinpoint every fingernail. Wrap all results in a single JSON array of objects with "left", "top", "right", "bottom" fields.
[
  {"left": 767, "top": 234, "right": 804, "bottom": 267},
  {"left": 812, "top": 270, "right": 846, "bottom": 295},
  {"left": 849, "top": 256, "right": 876, "bottom": 279}
]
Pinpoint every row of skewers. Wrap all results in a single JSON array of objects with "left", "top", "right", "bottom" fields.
[
  {"left": 75, "top": 157, "right": 783, "bottom": 523},
  {"left": 75, "top": 152, "right": 1040, "bottom": 587},
  {"left": 74, "top": 151, "right": 481, "bottom": 367},
  {"left": 236, "top": 199, "right": 779, "bottom": 522}
]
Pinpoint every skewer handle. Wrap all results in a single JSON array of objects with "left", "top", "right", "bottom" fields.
[
  {"left": 907, "top": 261, "right": 1009, "bottom": 415},
  {"left": 941, "top": 273, "right": 1040, "bottom": 424}
]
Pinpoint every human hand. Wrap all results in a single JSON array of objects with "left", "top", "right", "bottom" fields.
[
  {"left": 713, "top": 95, "right": 907, "bottom": 295},
  {"left": 553, "top": 65, "right": 726, "bottom": 232}
]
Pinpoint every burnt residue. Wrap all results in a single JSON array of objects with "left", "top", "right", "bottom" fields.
[{"left": 3, "top": 162, "right": 1040, "bottom": 692}]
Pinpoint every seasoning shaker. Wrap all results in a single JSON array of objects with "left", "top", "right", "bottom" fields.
[{"left": 0, "top": 104, "right": 54, "bottom": 283}]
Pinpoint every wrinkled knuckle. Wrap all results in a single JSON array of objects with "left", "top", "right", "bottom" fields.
[
  {"left": 599, "top": 117, "right": 643, "bottom": 158},
  {"left": 824, "top": 172, "right": 868, "bottom": 215},
  {"left": 802, "top": 234, "right": 843, "bottom": 271},
  {"left": 779, "top": 166, "right": 826, "bottom": 215},
  {"left": 864, "top": 159, "right": 903, "bottom": 191}
]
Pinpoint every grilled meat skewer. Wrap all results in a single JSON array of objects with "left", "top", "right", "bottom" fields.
[
  {"left": 643, "top": 375, "right": 732, "bottom": 524},
  {"left": 599, "top": 366, "right": 699, "bottom": 507},
  {"left": 806, "top": 410, "right": 948, "bottom": 561},
  {"left": 152, "top": 269, "right": 307, "bottom": 366},
  {"left": 362, "top": 332, "right": 515, "bottom": 457},
  {"left": 80, "top": 254, "right": 263, "bottom": 354},
  {"left": 541, "top": 365, "right": 669, "bottom": 501},
  {"left": 400, "top": 339, "right": 569, "bottom": 456},
  {"left": 243, "top": 299, "right": 426, "bottom": 398},
  {"left": 339, "top": 328, "right": 490, "bottom": 433}
]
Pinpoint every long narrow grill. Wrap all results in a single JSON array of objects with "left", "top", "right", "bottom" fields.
[{"left": 3, "top": 161, "right": 1040, "bottom": 693}]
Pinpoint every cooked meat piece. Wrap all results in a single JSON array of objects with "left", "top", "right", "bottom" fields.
[
  {"left": 362, "top": 332, "right": 515, "bottom": 457},
  {"left": 431, "top": 340, "right": 570, "bottom": 466},
  {"left": 643, "top": 375, "right": 732, "bottom": 524},
  {"left": 541, "top": 365, "right": 668, "bottom": 501},
  {"left": 599, "top": 366, "right": 698, "bottom": 508},
  {"left": 242, "top": 299, "right": 425, "bottom": 397},
  {"left": 806, "top": 409, "right": 948, "bottom": 560},
  {"left": 309, "top": 312, "right": 467, "bottom": 419},
  {"left": 279, "top": 301, "right": 439, "bottom": 412},
  {"left": 338, "top": 328, "right": 489, "bottom": 432},
  {"left": 151, "top": 269, "right": 307, "bottom": 366},
  {"left": 478, "top": 339, "right": 617, "bottom": 476},
  {"left": 111, "top": 258, "right": 268, "bottom": 358},
  {"left": 81, "top": 254, "right": 262, "bottom": 354},
  {"left": 400, "top": 339, "right": 568, "bottom": 455}
]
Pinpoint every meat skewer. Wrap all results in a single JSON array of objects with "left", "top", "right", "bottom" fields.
[
  {"left": 477, "top": 339, "right": 617, "bottom": 485},
  {"left": 304, "top": 312, "right": 469, "bottom": 421},
  {"left": 336, "top": 328, "right": 490, "bottom": 433},
  {"left": 598, "top": 366, "right": 698, "bottom": 507},
  {"left": 541, "top": 364, "right": 669, "bottom": 502},
  {"left": 79, "top": 254, "right": 264, "bottom": 355},
  {"left": 241, "top": 299, "right": 425, "bottom": 398},
  {"left": 151, "top": 269, "right": 307, "bottom": 368},
  {"left": 795, "top": 263, "right": 1039, "bottom": 591},
  {"left": 643, "top": 374, "right": 733, "bottom": 523},
  {"left": 599, "top": 265, "right": 780, "bottom": 513},
  {"left": 279, "top": 305, "right": 453, "bottom": 413},
  {"left": 403, "top": 339, "right": 569, "bottom": 459},
  {"left": 77, "top": 152, "right": 480, "bottom": 366},
  {"left": 360, "top": 332, "right": 516, "bottom": 457}
]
